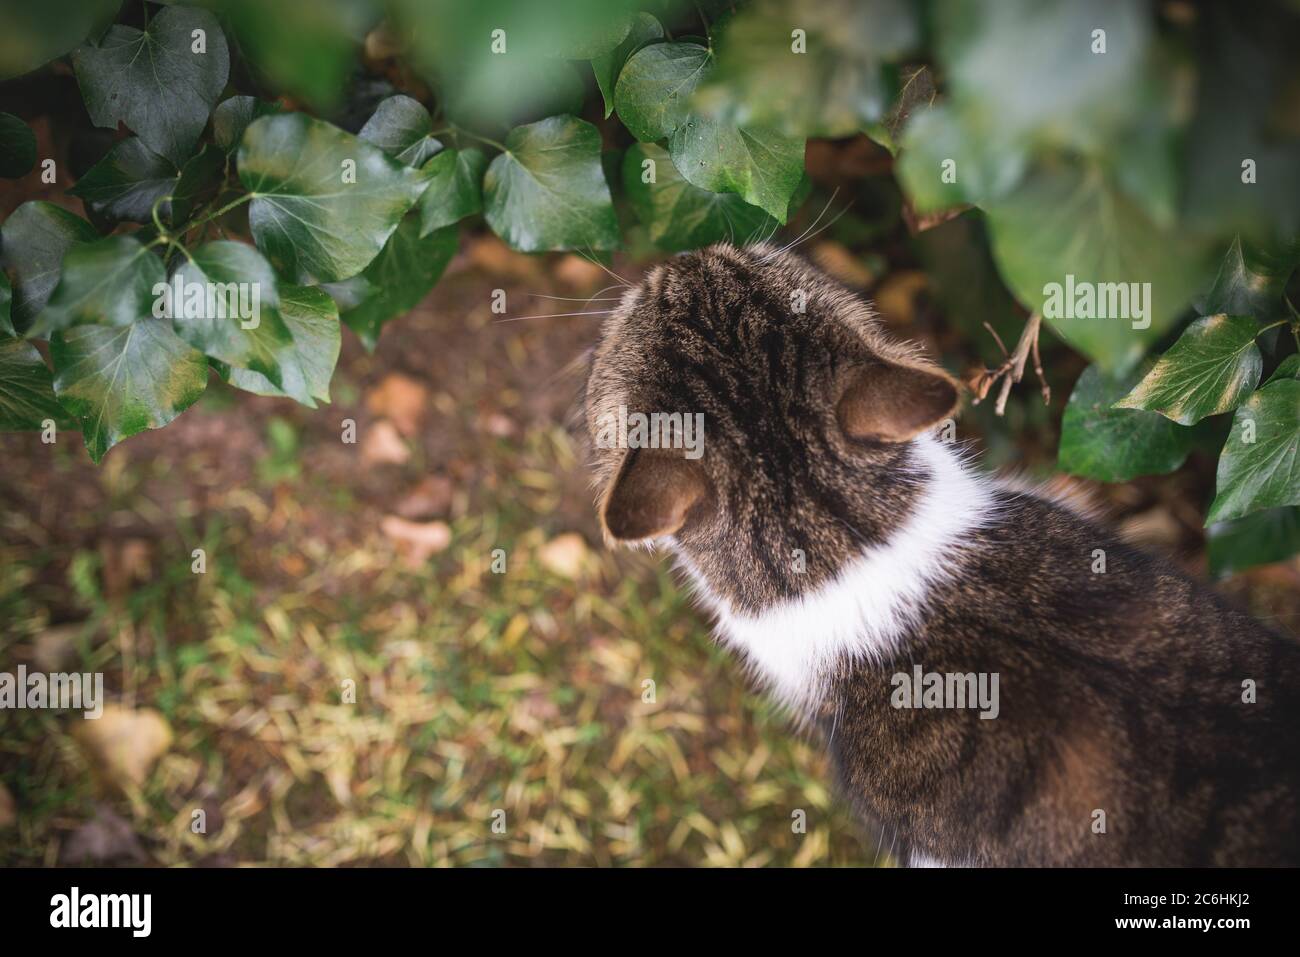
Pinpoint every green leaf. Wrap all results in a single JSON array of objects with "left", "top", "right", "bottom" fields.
[
  {"left": 614, "top": 41, "right": 711, "bottom": 143},
  {"left": 1207, "top": 378, "right": 1300, "bottom": 523},
  {"left": 0, "top": 112, "right": 37, "bottom": 178},
  {"left": 483, "top": 116, "right": 618, "bottom": 253},
  {"left": 1207, "top": 507, "right": 1300, "bottom": 577},
  {"left": 0, "top": 338, "right": 70, "bottom": 431},
  {"left": 73, "top": 5, "right": 230, "bottom": 166},
  {"left": 0, "top": 269, "right": 14, "bottom": 338},
  {"left": 28, "top": 236, "right": 165, "bottom": 337},
  {"left": 592, "top": 13, "right": 663, "bottom": 119},
  {"left": 68, "top": 137, "right": 178, "bottom": 225},
  {"left": 222, "top": 284, "right": 340, "bottom": 407},
  {"left": 359, "top": 95, "right": 443, "bottom": 168},
  {"left": 213, "top": 95, "right": 283, "bottom": 154},
  {"left": 1198, "top": 236, "right": 1298, "bottom": 321},
  {"left": 1058, "top": 363, "right": 1198, "bottom": 483},
  {"left": 668, "top": 115, "right": 805, "bottom": 223},
  {"left": 417, "top": 148, "right": 486, "bottom": 237},
  {"left": 984, "top": 163, "right": 1210, "bottom": 374},
  {"left": 0, "top": 0, "right": 121, "bottom": 81},
  {"left": 50, "top": 318, "right": 208, "bottom": 462},
  {"left": 168, "top": 241, "right": 293, "bottom": 388},
  {"left": 0, "top": 201, "right": 99, "bottom": 333},
  {"left": 237, "top": 113, "right": 433, "bottom": 284},
  {"left": 329, "top": 219, "right": 457, "bottom": 350},
  {"left": 1268, "top": 355, "right": 1300, "bottom": 384},
  {"left": 897, "top": 103, "right": 1027, "bottom": 212},
  {"left": 697, "top": 0, "right": 920, "bottom": 138},
  {"left": 170, "top": 144, "right": 226, "bottom": 226},
  {"left": 623, "top": 142, "right": 778, "bottom": 251},
  {"left": 1114, "top": 314, "right": 1265, "bottom": 425}
]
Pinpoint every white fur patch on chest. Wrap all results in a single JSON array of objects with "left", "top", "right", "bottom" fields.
[{"left": 676, "top": 435, "right": 998, "bottom": 715}]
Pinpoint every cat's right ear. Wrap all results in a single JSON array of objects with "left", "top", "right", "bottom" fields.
[
  {"left": 836, "top": 359, "right": 960, "bottom": 443},
  {"left": 600, "top": 449, "right": 711, "bottom": 543}
]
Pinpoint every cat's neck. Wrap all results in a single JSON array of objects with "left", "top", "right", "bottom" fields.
[{"left": 675, "top": 435, "right": 1000, "bottom": 715}]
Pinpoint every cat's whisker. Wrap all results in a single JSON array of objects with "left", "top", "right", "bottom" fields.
[
  {"left": 766, "top": 187, "right": 842, "bottom": 260},
  {"left": 529, "top": 294, "right": 624, "bottom": 302},
  {"left": 575, "top": 247, "right": 632, "bottom": 288},
  {"left": 495, "top": 309, "right": 617, "bottom": 324}
]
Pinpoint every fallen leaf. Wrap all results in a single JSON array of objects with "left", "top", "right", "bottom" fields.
[
  {"left": 33, "top": 624, "right": 80, "bottom": 673},
  {"left": 538, "top": 532, "right": 590, "bottom": 580},
  {"left": 365, "top": 372, "right": 428, "bottom": 437},
  {"left": 100, "top": 538, "right": 152, "bottom": 598},
  {"left": 61, "top": 804, "right": 146, "bottom": 864},
  {"left": 873, "top": 270, "right": 928, "bottom": 327},
  {"left": 0, "top": 782, "right": 14, "bottom": 828},
  {"left": 554, "top": 254, "right": 608, "bottom": 291},
  {"left": 73, "top": 705, "right": 173, "bottom": 791},
  {"left": 811, "top": 241, "right": 879, "bottom": 289},
  {"left": 381, "top": 516, "right": 451, "bottom": 566},
  {"left": 360, "top": 419, "right": 411, "bottom": 466},
  {"left": 395, "top": 474, "right": 454, "bottom": 519}
]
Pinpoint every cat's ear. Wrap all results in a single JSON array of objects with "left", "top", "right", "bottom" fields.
[
  {"left": 600, "top": 449, "right": 711, "bottom": 542},
  {"left": 836, "top": 360, "right": 960, "bottom": 443}
]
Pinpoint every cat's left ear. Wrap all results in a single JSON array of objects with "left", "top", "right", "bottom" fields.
[
  {"left": 837, "top": 359, "right": 960, "bottom": 443},
  {"left": 600, "top": 448, "right": 711, "bottom": 543}
]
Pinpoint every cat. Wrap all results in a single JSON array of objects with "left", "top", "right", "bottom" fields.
[{"left": 581, "top": 242, "right": 1300, "bottom": 867}]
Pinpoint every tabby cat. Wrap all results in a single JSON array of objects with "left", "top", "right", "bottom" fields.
[{"left": 582, "top": 243, "right": 1300, "bottom": 867}]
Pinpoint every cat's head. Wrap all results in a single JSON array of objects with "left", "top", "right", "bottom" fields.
[{"left": 583, "top": 243, "right": 960, "bottom": 614}]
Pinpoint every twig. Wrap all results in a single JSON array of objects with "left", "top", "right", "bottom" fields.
[{"left": 969, "top": 312, "right": 1050, "bottom": 416}]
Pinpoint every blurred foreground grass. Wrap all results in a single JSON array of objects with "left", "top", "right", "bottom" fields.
[{"left": 0, "top": 247, "right": 876, "bottom": 867}]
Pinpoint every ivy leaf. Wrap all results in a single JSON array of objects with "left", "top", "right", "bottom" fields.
[
  {"left": 170, "top": 144, "right": 226, "bottom": 226},
  {"left": 237, "top": 113, "right": 433, "bottom": 284},
  {"left": 1207, "top": 507, "right": 1300, "bottom": 577},
  {"left": 328, "top": 219, "right": 457, "bottom": 350},
  {"left": 1268, "top": 355, "right": 1300, "bottom": 384},
  {"left": 1058, "top": 363, "right": 1198, "bottom": 483},
  {"left": 168, "top": 241, "right": 293, "bottom": 388},
  {"left": 1114, "top": 315, "right": 1264, "bottom": 426},
  {"left": 0, "top": 269, "right": 15, "bottom": 338},
  {"left": 668, "top": 115, "right": 805, "bottom": 223},
  {"left": 1198, "top": 236, "right": 1298, "bottom": 321},
  {"left": 50, "top": 318, "right": 208, "bottom": 462},
  {"left": 28, "top": 236, "right": 165, "bottom": 337},
  {"left": 0, "top": 0, "right": 121, "bottom": 81},
  {"left": 0, "top": 338, "right": 71, "bottom": 431},
  {"left": 222, "top": 284, "right": 339, "bottom": 407},
  {"left": 359, "top": 95, "right": 443, "bottom": 168},
  {"left": 1207, "top": 379, "right": 1300, "bottom": 524},
  {"left": 68, "top": 137, "right": 178, "bottom": 225},
  {"left": 417, "top": 148, "right": 485, "bottom": 237},
  {"left": 623, "top": 142, "right": 778, "bottom": 251},
  {"left": 73, "top": 5, "right": 230, "bottom": 166},
  {"left": 897, "top": 103, "right": 1026, "bottom": 212},
  {"left": 0, "top": 201, "right": 99, "bottom": 333},
  {"left": 615, "top": 42, "right": 711, "bottom": 143},
  {"left": 984, "top": 163, "right": 1209, "bottom": 374},
  {"left": 483, "top": 116, "right": 618, "bottom": 253},
  {"left": 213, "top": 95, "right": 283, "bottom": 154},
  {"left": 592, "top": 13, "right": 663, "bottom": 119},
  {"left": 0, "top": 112, "right": 37, "bottom": 178}
]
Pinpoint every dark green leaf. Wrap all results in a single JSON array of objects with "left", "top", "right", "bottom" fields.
[
  {"left": 0, "top": 201, "right": 99, "bottom": 333},
  {"left": 0, "top": 270, "right": 14, "bottom": 338},
  {"left": 417, "top": 148, "right": 485, "bottom": 236},
  {"left": 28, "top": 236, "right": 164, "bottom": 337},
  {"left": 592, "top": 13, "right": 663, "bottom": 119},
  {"left": 168, "top": 241, "right": 293, "bottom": 388},
  {"left": 1207, "top": 378, "right": 1300, "bottom": 523},
  {"left": 330, "top": 218, "right": 457, "bottom": 350},
  {"left": 1207, "top": 507, "right": 1300, "bottom": 577},
  {"left": 170, "top": 144, "right": 226, "bottom": 225},
  {"left": 1115, "top": 314, "right": 1264, "bottom": 425},
  {"left": 223, "top": 284, "right": 340, "bottom": 407},
  {"left": 213, "top": 95, "right": 283, "bottom": 154},
  {"left": 0, "top": 0, "right": 121, "bottom": 81},
  {"left": 0, "top": 112, "right": 37, "bottom": 178},
  {"left": 615, "top": 41, "right": 711, "bottom": 143},
  {"left": 359, "top": 95, "right": 443, "bottom": 168},
  {"left": 1268, "top": 355, "right": 1300, "bottom": 384},
  {"left": 73, "top": 5, "right": 230, "bottom": 165},
  {"left": 237, "top": 113, "right": 433, "bottom": 283},
  {"left": 623, "top": 142, "right": 777, "bottom": 251},
  {"left": 50, "top": 318, "right": 208, "bottom": 462},
  {"left": 1058, "top": 363, "right": 1198, "bottom": 483},
  {"left": 68, "top": 137, "right": 178, "bottom": 225},
  {"left": 984, "top": 163, "right": 1210, "bottom": 373},
  {"left": 668, "top": 115, "right": 805, "bottom": 223},
  {"left": 0, "top": 337, "right": 70, "bottom": 431},
  {"left": 1198, "top": 236, "right": 1298, "bottom": 321},
  {"left": 483, "top": 116, "right": 618, "bottom": 253}
]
